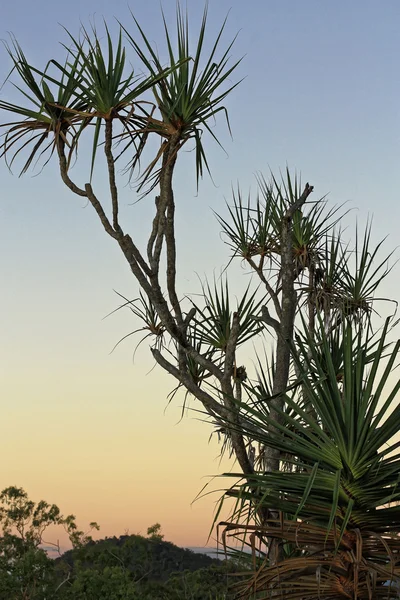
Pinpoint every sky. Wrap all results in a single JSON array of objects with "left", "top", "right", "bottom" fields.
[{"left": 0, "top": 0, "right": 400, "bottom": 548}]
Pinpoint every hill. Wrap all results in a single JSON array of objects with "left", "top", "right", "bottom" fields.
[
  {"left": 57, "top": 534, "right": 220, "bottom": 580},
  {"left": 54, "top": 533, "right": 237, "bottom": 599}
]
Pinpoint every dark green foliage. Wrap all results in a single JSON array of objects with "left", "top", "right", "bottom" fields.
[
  {"left": 59, "top": 566, "right": 137, "bottom": 600},
  {"left": 0, "top": 544, "right": 54, "bottom": 600},
  {"left": 168, "top": 564, "right": 234, "bottom": 600},
  {"left": 0, "top": 514, "right": 237, "bottom": 600},
  {"left": 217, "top": 320, "right": 400, "bottom": 598},
  {"left": 55, "top": 534, "right": 237, "bottom": 599},
  {"left": 57, "top": 534, "right": 219, "bottom": 582}
]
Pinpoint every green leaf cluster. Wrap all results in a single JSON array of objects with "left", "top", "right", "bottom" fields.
[
  {"left": 1, "top": 4, "right": 239, "bottom": 189},
  {"left": 218, "top": 320, "right": 400, "bottom": 597}
]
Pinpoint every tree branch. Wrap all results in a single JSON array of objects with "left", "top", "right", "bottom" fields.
[
  {"left": 151, "top": 348, "right": 227, "bottom": 419},
  {"left": 285, "top": 183, "right": 314, "bottom": 219},
  {"left": 261, "top": 305, "right": 281, "bottom": 334},
  {"left": 85, "top": 183, "right": 119, "bottom": 239},
  {"left": 104, "top": 119, "right": 122, "bottom": 234},
  {"left": 223, "top": 312, "right": 240, "bottom": 384},
  {"left": 247, "top": 257, "right": 282, "bottom": 320},
  {"left": 263, "top": 184, "right": 314, "bottom": 479},
  {"left": 57, "top": 141, "right": 87, "bottom": 198}
]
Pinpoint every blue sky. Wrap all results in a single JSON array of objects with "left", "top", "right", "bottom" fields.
[{"left": 0, "top": 0, "right": 399, "bottom": 545}]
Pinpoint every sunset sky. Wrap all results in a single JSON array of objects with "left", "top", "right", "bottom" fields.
[{"left": 1, "top": 0, "right": 400, "bottom": 549}]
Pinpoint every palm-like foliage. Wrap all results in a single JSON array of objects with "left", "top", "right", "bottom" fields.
[
  {"left": 1, "top": 5, "right": 240, "bottom": 194},
  {"left": 189, "top": 279, "right": 265, "bottom": 353},
  {"left": 218, "top": 319, "right": 400, "bottom": 598},
  {"left": 217, "top": 171, "right": 394, "bottom": 336},
  {"left": 122, "top": 4, "right": 241, "bottom": 188},
  {"left": 0, "top": 38, "right": 87, "bottom": 174},
  {"left": 0, "top": 23, "right": 179, "bottom": 179},
  {"left": 337, "top": 223, "right": 395, "bottom": 325},
  {"left": 58, "top": 24, "right": 180, "bottom": 178},
  {"left": 107, "top": 291, "right": 165, "bottom": 358},
  {"left": 216, "top": 171, "right": 340, "bottom": 268}
]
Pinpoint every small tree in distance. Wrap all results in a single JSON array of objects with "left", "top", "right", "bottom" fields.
[
  {"left": 147, "top": 523, "right": 164, "bottom": 542},
  {"left": 1, "top": 4, "right": 400, "bottom": 597}
]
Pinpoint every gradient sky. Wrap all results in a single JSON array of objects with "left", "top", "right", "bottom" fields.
[{"left": 1, "top": 0, "right": 400, "bottom": 548}]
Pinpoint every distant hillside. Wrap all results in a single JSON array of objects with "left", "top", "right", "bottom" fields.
[
  {"left": 53, "top": 533, "right": 239, "bottom": 599},
  {"left": 57, "top": 534, "right": 220, "bottom": 579}
]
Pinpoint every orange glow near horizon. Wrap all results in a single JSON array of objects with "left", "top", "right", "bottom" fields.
[{"left": 1, "top": 361, "right": 236, "bottom": 549}]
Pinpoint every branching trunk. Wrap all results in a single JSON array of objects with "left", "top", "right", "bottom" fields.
[
  {"left": 262, "top": 184, "right": 313, "bottom": 566},
  {"left": 58, "top": 133, "right": 253, "bottom": 475},
  {"left": 59, "top": 128, "right": 315, "bottom": 562},
  {"left": 263, "top": 184, "right": 314, "bottom": 474}
]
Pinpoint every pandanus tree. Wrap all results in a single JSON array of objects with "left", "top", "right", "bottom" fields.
[
  {"left": 0, "top": 4, "right": 274, "bottom": 479},
  {"left": 1, "top": 5, "right": 398, "bottom": 597},
  {"left": 218, "top": 320, "right": 400, "bottom": 598}
]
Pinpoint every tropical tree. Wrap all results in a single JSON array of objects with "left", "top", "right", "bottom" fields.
[
  {"left": 1, "top": 4, "right": 398, "bottom": 596},
  {"left": 217, "top": 319, "right": 400, "bottom": 598},
  {"left": 0, "top": 2, "right": 258, "bottom": 485}
]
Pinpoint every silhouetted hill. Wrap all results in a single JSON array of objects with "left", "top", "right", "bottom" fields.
[
  {"left": 52, "top": 534, "right": 246, "bottom": 599},
  {"left": 57, "top": 534, "right": 220, "bottom": 582}
]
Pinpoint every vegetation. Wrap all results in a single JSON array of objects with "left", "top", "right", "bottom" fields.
[
  {"left": 0, "top": 486, "right": 236, "bottom": 599},
  {"left": 1, "top": 3, "right": 400, "bottom": 598},
  {"left": 218, "top": 321, "right": 400, "bottom": 597},
  {"left": 55, "top": 532, "right": 235, "bottom": 599},
  {"left": 0, "top": 486, "right": 98, "bottom": 599}
]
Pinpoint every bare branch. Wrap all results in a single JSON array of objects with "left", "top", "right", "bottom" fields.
[
  {"left": 57, "top": 141, "right": 87, "bottom": 198},
  {"left": 166, "top": 192, "right": 183, "bottom": 326},
  {"left": 261, "top": 305, "right": 281, "bottom": 334},
  {"left": 184, "top": 307, "right": 196, "bottom": 329},
  {"left": 247, "top": 257, "right": 282, "bottom": 320},
  {"left": 58, "top": 139, "right": 119, "bottom": 240},
  {"left": 151, "top": 348, "right": 227, "bottom": 418},
  {"left": 223, "top": 312, "right": 240, "bottom": 383},
  {"left": 147, "top": 194, "right": 161, "bottom": 267},
  {"left": 104, "top": 119, "right": 122, "bottom": 234},
  {"left": 264, "top": 182, "right": 314, "bottom": 478},
  {"left": 185, "top": 345, "right": 224, "bottom": 382},
  {"left": 119, "top": 234, "right": 153, "bottom": 279},
  {"left": 285, "top": 182, "right": 314, "bottom": 219},
  {"left": 85, "top": 183, "right": 119, "bottom": 239}
]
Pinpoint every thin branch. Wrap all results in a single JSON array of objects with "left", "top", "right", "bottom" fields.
[
  {"left": 147, "top": 194, "right": 161, "bottom": 267},
  {"left": 285, "top": 182, "right": 314, "bottom": 219},
  {"left": 57, "top": 140, "right": 87, "bottom": 198},
  {"left": 119, "top": 233, "right": 153, "bottom": 279},
  {"left": 185, "top": 345, "right": 224, "bottom": 382},
  {"left": 247, "top": 256, "right": 282, "bottom": 320},
  {"left": 184, "top": 307, "right": 196, "bottom": 329},
  {"left": 104, "top": 119, "right": 122, "bottom": 234},
  {"left": 58, "top": 139, "right": 119, "bottom": 240},
  {"left": 261, "top": 306, "right": 281, "bottom": 334},
  {"left": 223, "top": 312, "right": 240, "bottom": 383},
  {"left": 166, "top": 189, "right": 184, "bottom": 326},
  {"left": 85, "top": 183, "right": 119, "bottom": 239},
  {"left": 150, "top": 144, "right": 171, "bottom": 271},
  {"left": 263, "top": 183, "right": 314, "bottom": 482},
  {"left": 219, "top": 312, "right": 254, "bottom": 474},
  {"left": 55, "top": 571, "right": 71, "bottom": 592},
  {"left": 151, "top": 348, "right": 227, "bottom": 418}
]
